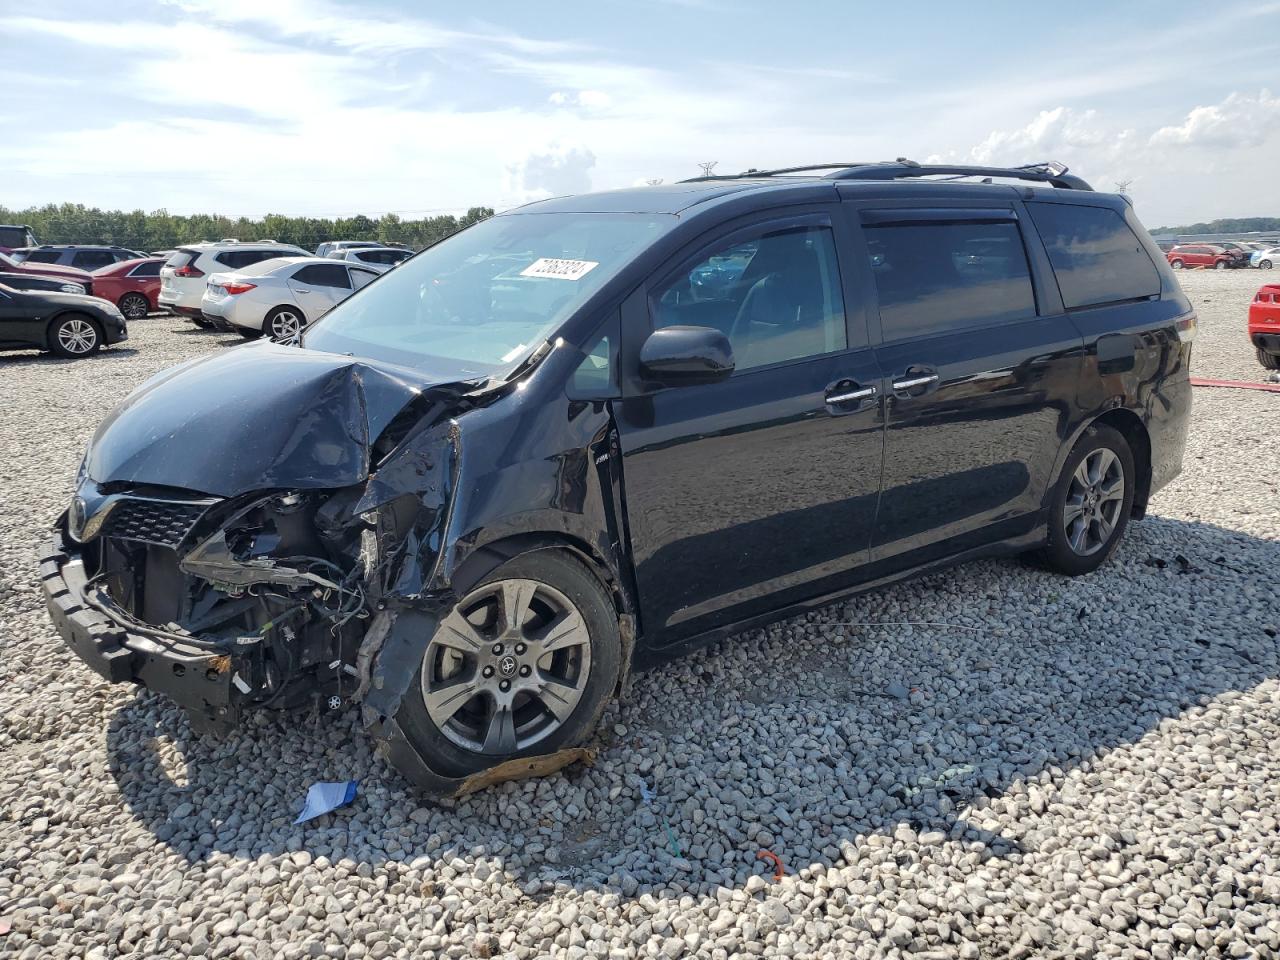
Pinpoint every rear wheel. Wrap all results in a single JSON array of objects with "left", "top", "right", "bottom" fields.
[
  {"left": 48, "top": 314, "right": 102, "bottom": 358},
  {"left": 395, "top": 551, "right": 620, "bottom": 778},
  {"left": 1261, "top": 260, "right": 1273, "bottom": 270},
  {"left": 118, "top": 292, "right": 149, "bottom": 320},
  {"left": 265, "top": 306, "right": 305, "bottom": 341},
  {"left": 1170, "top": 259, "right": 1184, "bottom": 269},
  {"left": 1258, "top": 348, "right": 1280, "bottom": 371},
  {"left": 1032, "top": 424, "right": 1135, "bottom": 576}
]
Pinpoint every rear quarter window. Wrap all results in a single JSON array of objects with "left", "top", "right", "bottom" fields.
[{"left": 1027, "top": 202, "right": 1160, "bottom": 310}]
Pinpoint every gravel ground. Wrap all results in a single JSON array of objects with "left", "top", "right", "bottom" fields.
[{"left": 1, "top": 274, "right": 1278, "bottom": 960}]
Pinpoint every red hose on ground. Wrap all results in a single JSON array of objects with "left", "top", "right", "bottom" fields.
[{"left": 1189, "top": 377, "right": 1280, "bottom": 393}]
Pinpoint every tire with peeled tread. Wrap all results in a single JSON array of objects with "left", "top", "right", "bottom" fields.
[
  {"left": 1031, "top": 424, "right": 1135, "bottom": 576},
  {"left": 394, "top": 550, "right": 620, "bottom": 779}
]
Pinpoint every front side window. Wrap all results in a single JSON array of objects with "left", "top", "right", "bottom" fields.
[
  {"left": 652, "top": 224, "right": 847, "bottom": 371},
  {"left": 304, "top": 212, "right": 674, "bottom": 378},
  {"left": 867, "top": 220, "right": 1036, "bottom": 339},
  {"left": 1027, "top": 202, "right": 1160, "bottom": 309}
]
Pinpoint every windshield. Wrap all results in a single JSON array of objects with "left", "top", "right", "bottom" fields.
[{"left": 303, "top": 212, "right": 674, "bottom": 377}]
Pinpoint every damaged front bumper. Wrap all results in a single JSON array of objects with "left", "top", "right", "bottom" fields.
[{"left": 40, "top": 525, "right": 241, "bottom": 733}]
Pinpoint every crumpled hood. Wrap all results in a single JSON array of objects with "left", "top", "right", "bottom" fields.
[{"left": 86, "top": 342, "right": 465, "bottom": 497}]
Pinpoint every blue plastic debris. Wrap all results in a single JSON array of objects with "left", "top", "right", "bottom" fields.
[
  {"left": 639, "top": 781, "right": 681, "bottom": 857},
  {"left": 294, "top": 780, "right": 359, "bottom": 824}
]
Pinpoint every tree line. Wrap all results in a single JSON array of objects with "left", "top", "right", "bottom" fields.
[
  {"left": 1151, "top": 216, "right": 1280, "bottom": 235},
  {"left": 0, "top": 203, "right": 497, "bottom": 252}
]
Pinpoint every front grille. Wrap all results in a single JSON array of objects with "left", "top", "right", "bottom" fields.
[{"left": 101, "top": 498, "right": 210, "bottom": 548}]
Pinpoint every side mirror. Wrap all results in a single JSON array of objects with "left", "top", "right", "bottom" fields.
[{"left": 639, "top": 325, "right": 734, "bottom": 387}]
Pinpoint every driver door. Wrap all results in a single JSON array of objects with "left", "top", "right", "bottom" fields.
[{"left": 614, "top": 210, "right": 885, "bottom": 646}]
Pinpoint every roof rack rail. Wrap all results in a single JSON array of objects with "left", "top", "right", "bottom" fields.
[
  {"left": 827, "top": 159, "right": 1091, "bottom": 190},
  {"left": 682, "top": 159, "right": 1091, "bottom": 190}
]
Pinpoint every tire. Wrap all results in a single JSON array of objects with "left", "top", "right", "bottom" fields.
[
  {"left": 118, "top": 292, "right": 149, "bottom": 320},
  {"left": 1032, "top": 424, "right": 1135, "bottom": 576},
  {"left": 1258, "top": 348, "right": 1280, "bottom": 371},
  {"left": 395, "top": 550, "right": 621, "bottom": 778},
  {"left": 1215, "top": 260, "right": 1228, "bottom": 270},
  {"left": 193, "top": 317, "right": 213, "bottom": 329},
  {"left": 265, "top": 306, "right": 306, "bottom": 341},
  {"left": 1170, "top": 259, "right": 1183, "bottom": 269},
  {"left": 48, "top": 314, "right": 102, "bottom": 358},
  {"left": 1262, "top": 260, "right": 1273, "bottom": 270}
]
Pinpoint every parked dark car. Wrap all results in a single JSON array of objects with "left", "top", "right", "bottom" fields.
[
  {"left": 0, "top": 224, "right": 38, "bottom": 253},
  {"left": 13, "top": 244, "right": 150, "bottom": 270},
  {"left": 0, "top": 283, "right": 128, "bottom": 357},
  {"left": 0, "top": 272, "right": 86, "bottom": 295},
  {"left": 40, "top": 160, "right": 1192, "bottom": 794},
  {"left": 0, "top": 251, "right": 95, "bottom": 294}
]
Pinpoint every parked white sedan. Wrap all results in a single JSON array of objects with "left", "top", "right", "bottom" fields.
[{"left": 201, "top": 257, "right": 379, "bottom": 339}]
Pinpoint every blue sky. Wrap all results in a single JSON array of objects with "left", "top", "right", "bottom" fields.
[{"left": 3, "top": 0, "right": 1278, "bottom": 227}]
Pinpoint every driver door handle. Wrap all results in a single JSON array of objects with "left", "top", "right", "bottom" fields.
[
  {"left": 294, "top": 288, "right": 311, "bottom": 294},
  {"left": 826, "top": 384, "right": 877, "bottom": 404}
]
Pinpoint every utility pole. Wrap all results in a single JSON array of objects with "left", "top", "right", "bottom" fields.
[
  {"left": 697, "top": 161, "right": 718, "bottom": 178},
  {"left": 1114, "top": 178, "right": 1133, "bottom": 196},
  {"left": 646, "top": 178, "right": 664, "bottom": 186}
]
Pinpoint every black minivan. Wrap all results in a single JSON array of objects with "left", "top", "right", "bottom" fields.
[{"left": 41, "top": 161, "right": 1193, "bottom": 793}]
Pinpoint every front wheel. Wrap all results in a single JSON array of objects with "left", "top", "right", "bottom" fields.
[
  {"left": 48, "top": 314, "right": 102, "bottom": 358},
  {"left": 1215, "top": 260, "right": 1228, "bottom": 270},
  {"left": 265, "top": 306, "right": 305, "bottom": 341},
  {"left": 1032, "top": 424, "right": 1135, "bottom": 576},
  {"left": 1261, "top": 260, "right": 1273, "bottom": 270},
  {"left": 192, "top": 317, "right": 213, "bottom": 329},
  {"left": 1170, "top": 259, "right": 1184, "bottom": 269},
  {"left": 1258, "top": 348, "right": 1280, "bottom": 371},
  {"left": 118, "top": 292, "right": 149, "bottom": 320},
  {"left": 394, "top": 551, "right": 621, "bottom": 779}
]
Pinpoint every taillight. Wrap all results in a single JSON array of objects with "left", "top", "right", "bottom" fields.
[
  {"left": 174, "top": 264, "right": 204, "bottom": 278},
  {"left": 222, "top": 281, "right": 257, "bottom": 295}
]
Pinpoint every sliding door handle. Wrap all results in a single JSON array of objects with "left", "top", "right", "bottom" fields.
[{"left": 891, "top": 373, "right": 939, "bottom": 392}]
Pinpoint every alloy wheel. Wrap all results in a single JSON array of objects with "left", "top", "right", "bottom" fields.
[
  {"left": 421, "top": 578, "right": 593, "bottom": 755},
  {"left": 119, "top": 294, "right": 148, "bottom": 319},
  {"left": 56, "top": 318, "right": 98, "bottom": 355},
  {"left": 269, "top": 310, "right": 302, "bottom": 341},
  {"left": 1063, "top": 447, "right": 1125, "bottom": 556}
]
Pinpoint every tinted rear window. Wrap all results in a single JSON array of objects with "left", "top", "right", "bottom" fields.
[
  {"left": 1027, "top": 202, "right": 1160, "bottom": 310},
  {"left": 128, "top": 261, "right": 162, "bottom": 277},
  {"left": 867, "top": 220, "right": 1037, "bottom": 338},
  {"left": 24, "top": 251, "right": 62, "bottom": 264},
  {"left": 166, "top": 249, "right": 200, "bottom": 268}
]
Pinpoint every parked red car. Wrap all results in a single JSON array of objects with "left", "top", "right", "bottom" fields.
[
  {"left": 0, "top": 251, "right": 96, "bottom": 294},
  {"left": 1167, "top": 244, "right": 1232, "bottom": 270},
  {"left": 90, "top": 258, "right": 164, "bottom": 319},
  {"left": 1249, "top": 283, "right": 1280, "bottom": 370}
]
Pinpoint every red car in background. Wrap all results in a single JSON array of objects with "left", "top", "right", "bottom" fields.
[
  {"left": 1167, "top": 244, "right": 1233, "bottom": 270},
  {"left": 90, "top": 258, "right": 164, "bottom": 319},
  {"left": 0, "top": 250, "right": 96, "bottom": 294},
  {"left": 1249, "top": 283, "right": 1280, "bottom": 370}
]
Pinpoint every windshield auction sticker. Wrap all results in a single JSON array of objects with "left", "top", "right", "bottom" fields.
[{"left": 520, "top": 258, "right": 600, "bottom": 280}]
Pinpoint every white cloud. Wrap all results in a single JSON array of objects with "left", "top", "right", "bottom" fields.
[
  {"left": 1150, "top": 90, "right": 1280, "bottom": 148},
  {"left": 507, "top": 145, "right": 598, "bottom": 201}
]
